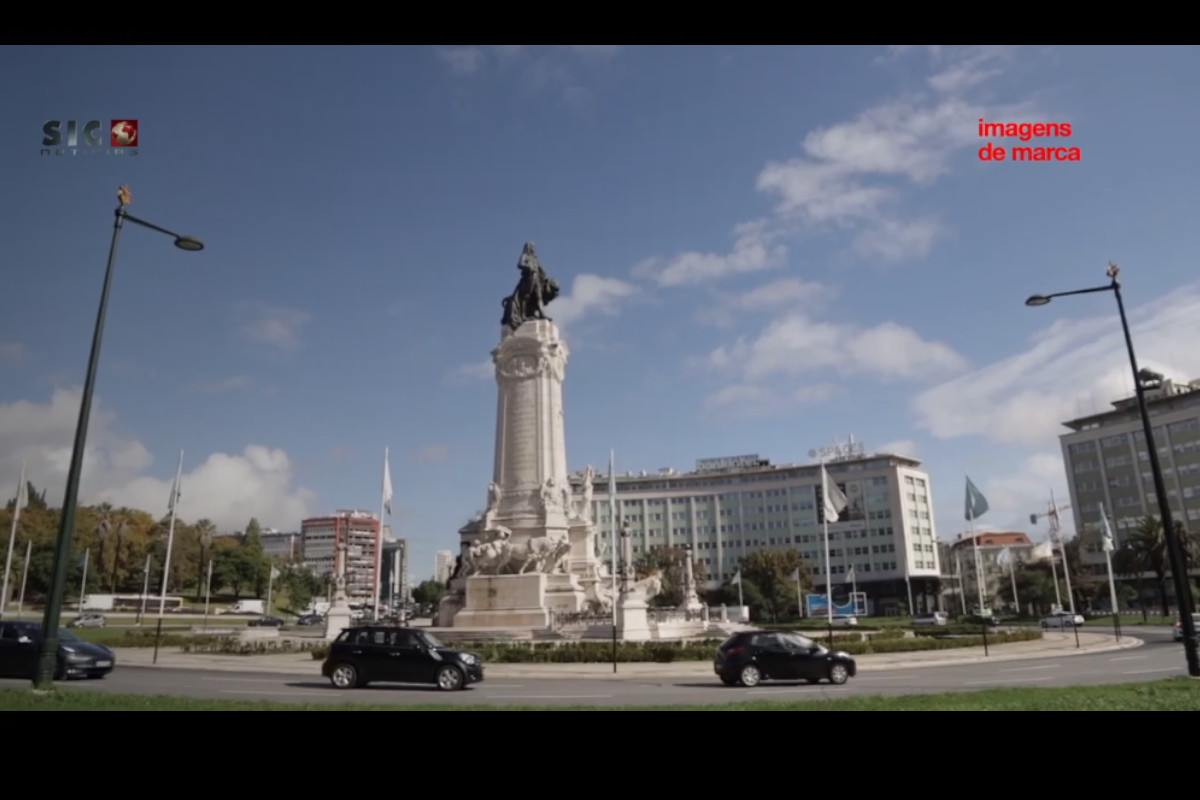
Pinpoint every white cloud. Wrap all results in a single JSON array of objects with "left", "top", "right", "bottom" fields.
[
  {"left": 0, "top": 389, "right": 316, "bottom": 532},
  {"left": 912, "top": 282, "right": 1200, "bottom": 447},
  {"left": 877, "top": 439, "right": 919, "bottom": 459},
  {"left": 851, "top": 217, "right": 943, "bottom": 263},
  {"left": 633, "top": 219, "right": 787, "bottom": 287},
  {"left": 239, "top": 304, "right": 310, "bottom": 350},
  {"left": 703, "top": 382, "right": 838, "bottom": 416},
  {"left": 551, "top": 273, "right": 638, "bottom": 329},
  {"left": 0, "top": 343, "right": 25, "bottom": 363},
  {"left": 709, "top": 314, "right": 968, "bottom": 383},
  {"left": 436, "top": 47, "right": 485, "bottom": 74},
  {"left": 695, "top": 276, "right": 837, "bottom": 329}
]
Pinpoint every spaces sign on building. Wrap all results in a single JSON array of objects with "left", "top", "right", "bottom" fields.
[{"left": 695, "top": 454, "right": 769, "bottom": 472}]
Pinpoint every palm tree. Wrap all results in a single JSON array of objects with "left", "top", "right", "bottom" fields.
[{"left": 1116, "top": 516, "right": 1200, "bottom": 616}]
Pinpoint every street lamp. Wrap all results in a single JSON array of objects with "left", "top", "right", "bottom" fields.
[
  {"left": 34, "top": 186, "right": 202, "bottom": 689},
  {"left": 1025, "top": 262, "right": 1199, "bottom": 677}
]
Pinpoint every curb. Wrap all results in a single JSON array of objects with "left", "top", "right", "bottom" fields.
[{"left": 111, "top": 635, "right": 1143, "bottom": 679}]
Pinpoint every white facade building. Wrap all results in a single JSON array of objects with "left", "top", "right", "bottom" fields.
[
  {"left": 571, "top": 446, "right": 942, "bottom": 614},
  {"left": 434, "top": 550, "right": 455, "bottom": 584}
]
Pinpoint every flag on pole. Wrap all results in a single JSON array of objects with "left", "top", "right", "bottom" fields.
[
  {"left": 730, "top": 570, "right": 742, "bottom": 586},
  {"left": 608, "top": 450, "right": 616, "bottom": 501},
  {"left": 844, "top": 564, "right": 855, "bottom": 583},
  {"left": 168, "top": 467, "right": 182, "bottom": 513},
  {"left": 14, "top": 463, "right": 28, "bottom": 511},
  {"left": 382, "top": 448, "right": 393, "bottom": 516},
  {"left": 270, "top": 565, "right": 280, "bottom": 580},
  {"left": 964, "top": 475, "right": 989, "bottom": 521},
  {"left": 821, "top": 464, "right": 848, "bottom": 522},
  {"left": 788, "top": 567, "right": 801, "bottom": 582},
  {"left": 1101, "top": 509, "right": 1116, "bottom": 553}
]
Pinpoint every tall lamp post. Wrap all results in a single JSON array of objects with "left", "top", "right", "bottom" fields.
[
  {"left": 1025, "top": 262, "right": 1199, "bottom": 677},
  {"left": 34, "top": 186, "right": 202, "bottom": 689}
]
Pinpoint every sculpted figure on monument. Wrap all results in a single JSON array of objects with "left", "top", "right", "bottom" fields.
[
  {"left": 540, "top": 477, "right": 560, "bottom": 510},
  {"left": 578, "top": 465, "right": 595, "bottom": 520},
  {"left": 504, "top": 535, "right": 571, "bottom": 574},
  {"left": 628, "top": 569, "right": 664, "bottom": 603},
  {"left": 501, "top": 242, "right": 560, "bottom": 332}
]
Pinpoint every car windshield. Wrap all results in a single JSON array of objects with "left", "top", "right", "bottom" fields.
[
  {"left": 58, "top": 629, "right": 81, "bottom": 642},
  {"left": 418, "top": 631, "right": 442, "bottom": 648},
  {"left": 780, "top": 633, "right": 816, "bottom": 650}
]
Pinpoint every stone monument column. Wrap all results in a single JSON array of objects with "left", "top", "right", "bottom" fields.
[{"left": 323, "top": 540, "right": 353, "bottom": 641}]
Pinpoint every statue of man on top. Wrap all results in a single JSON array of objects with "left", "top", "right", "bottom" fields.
[{"left": 502, "top": 242, "right": 560, "bottom": 331}]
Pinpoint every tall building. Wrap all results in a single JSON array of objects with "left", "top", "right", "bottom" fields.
[
  {"left": 380, "top": 539, "right": 409, "bottom": 608},
  {"left": 300, "top": 510, "right": 381, "bottom": 600},
  {"left": 571, "top": 444, "right": 941, "bottom": 615},
  {"left": 260, "top": 532, "right": 301, "bottom": 560},
  {"left": 434, "top": 550, "right": 455, "bottom": 583},
  {"left": 1060, "top": 375, "right": 1200, "bottom": 579}
]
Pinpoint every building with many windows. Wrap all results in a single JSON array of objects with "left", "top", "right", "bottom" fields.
[
  {"left": 379, "top": 539, "right": 409, "bottom": 608},
  {"left": 571, "top": 448, "right": 941, "bottom": 615},
  {"left": 1060, "top": 376, "right": 1200, "bottom": 582},
  {"left": 260, "top": 531, "right": 302, "bottom": 560},
  {"left": 434, "top": 550, "right": 455, "bottom": 583},
  {"left": 941, "top": 531, "right": 1034, "bottom": 613},
  {"left": 300, "top": 510, "right": 381, "bottom": 600}
]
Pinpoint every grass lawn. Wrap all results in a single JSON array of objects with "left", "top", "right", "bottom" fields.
[
  {"left": 2, "top": 679, "right": 1197, "bottom": 711},
  {"left": 1083, "top": 616, "right": 1175, "bottom": 627}
]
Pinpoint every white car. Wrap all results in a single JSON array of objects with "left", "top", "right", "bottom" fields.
[
  {"left": 1040, "top": 611, "right": 1084, "bottom": 629},
  {"left": 831, "top": 615, "right": 858, "bottom": 627},
  {"left": 1173, "top": 613, "right": 1200, "bottom": 641},
  {"left": 913, "top": 611, "right": 948, "bottom": 627}
]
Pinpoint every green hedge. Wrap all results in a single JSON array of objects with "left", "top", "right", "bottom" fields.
[
  {"left": 181, "top": 637, "right": 327, "bottom": 656},
  {"left": 913, "top": 624, "right": 1002, "bottom": 637},
  {"left": 307, "top": 630, "right": 1042, "bottom": 663}
]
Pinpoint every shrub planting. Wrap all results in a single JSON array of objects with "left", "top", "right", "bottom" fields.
[{"left": 181, "top": 637, "right": 327, "bottom": 656}]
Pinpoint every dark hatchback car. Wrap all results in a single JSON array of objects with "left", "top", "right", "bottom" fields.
[
  {"left": 0, "top": 621, "right": 115, "bottom": 680},
  {"left": 714, "top": 630, "right": 856, "bottom": 687},
  {"left": 248, "top": 616, "right": 285, "bottom": 627},
  {"left": 321, "top": 626, "right": 483, "bottom": 691}
]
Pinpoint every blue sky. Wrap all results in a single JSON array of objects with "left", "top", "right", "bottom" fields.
[{"left": 3, "top": 45, "right": 1200, "bottom": 580}]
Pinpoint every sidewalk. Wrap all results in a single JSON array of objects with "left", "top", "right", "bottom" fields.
[{"left": 109, "top": 631, "right": 1140, "bottom": 679}]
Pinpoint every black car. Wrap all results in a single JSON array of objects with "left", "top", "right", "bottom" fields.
[
  {"left": 248, "top": 616, "right": 285, "bottom": 627},
  {"left": 0, "top": 621, "right": 115, "bottom": 680},
  {"left": 965, "top": 614, "right": 1001, "bottom": 628},
  {"left": 321, "top": 626, "right": 483, "bottom": 691},
  {"left": 714, "top": 630, "right": 857, "bottom": 687}
]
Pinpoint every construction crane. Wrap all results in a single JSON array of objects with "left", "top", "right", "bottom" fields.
[{"left": 1029, "top": 491, "right": 1075, "bottom": 614}]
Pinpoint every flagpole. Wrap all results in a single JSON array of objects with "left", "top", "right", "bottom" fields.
[
  {"left": 17, "top": 540, "right": 31, "bottom": 618},
  {"left": 609, "top": 450, "right": 617, "bottom": 674},
  {"left": 78, "top": 549, "right": 90, "bottom": 612},
  {"left": 794, "top": 569, "right": 802, "bottom": 620},
  {"left": 1, "top": 462, "right": 28, "bottom": 619},
  {"left": 1101, "top": 507, "right": 1122, "bottom": 642},
  {"left": 1007, "top": 548, "right": 1020, "bottom": 616},
  {"left": 374, "top": 447, "right": 391, "bottom": 622},
  {"left": 266, "top": 564, "right": 276, "bottom": 618},
  {"left": 821, "top": 459, "right": 833, "bottom": 631},
  {"left": 955, "top": 551, "right": 966, "bottom": 614},
  {"left": 137, "top": 555, "right": 150, "bottom": 626},
  {"left": 203, "top": 559, "right": 213, "bottom": 628},
  {"left": 965, "top": 476, "right": 986, "bottom": 614},
  {"left": 153, "top": 449, "right": 184, "bottom": 664},
  {"left": 1051, "top": 489, "right": 1080, "bottom": 649}
]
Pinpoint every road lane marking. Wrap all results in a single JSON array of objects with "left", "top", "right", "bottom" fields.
[
  {"left": 963, "top": 677, "right": 1053, "bottom": 685},
  {"left": 220, "top": 690, "right": 341, "bottom": 698},
  {"left": 1108, "top": 655, "right": 1147, "bottom": 662},
  {"left": 1122, "top": 667, "right": 1180, "bottom": 675},
  {"left": 999, "top": 664, "right": 1061, "bottom": 672},
  {"left": 482, "top": 694, "right": 612, "bottom": 699}
]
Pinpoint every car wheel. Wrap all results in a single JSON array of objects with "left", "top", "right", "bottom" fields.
[
  {"left": 720, "top": 677, "right": 738, "bottom": 686},
  {"left": 329, "top": 663, "right": 358, "bottom": 689},
  {"left": 436, "top": 665, "right": 465, "bottom": 691},
  {"left": 738, "top": 664, "right": 762, "bottom": 687},
  {"left": 828, "top": 664, "right": 849, "bottom": 685}
]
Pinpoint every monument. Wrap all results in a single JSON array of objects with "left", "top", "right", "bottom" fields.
[
  {"left": 439, "top": 243, "right": 603, "bottom": 629},
  {"left": 323, "top": 540, "right": 354, "bottom": 641}
]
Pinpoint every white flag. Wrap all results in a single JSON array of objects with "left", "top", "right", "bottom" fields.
[
  {"left": 788, "top": 567, "right": 801, "bottom": 582},
  {"left": 168, "top": 467, "right": 181, "bottom": 512},
  {"left": 382, "top": 448, "right": 393, "bottom": 516},
  {"left": 13, "top": 462, "right": 28, "bottom": 512},
  {"left": 270, "top": 565, "right": 280, "bottom": 580},
  {"left": 821, "top": 464, "right": 848, "bottom": 522},
  {"left": 844, "top": 564, "right": 855, "bottom": 583},
  {"left": 730, "top": 570, "right": 742, "bottom": 586},
  {"left": 1101, "top": 510, "right": 1116, "bottom": 553}
]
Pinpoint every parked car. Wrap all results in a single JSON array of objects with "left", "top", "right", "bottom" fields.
[
  {"left": 298, "top": 614, "right": 324, "bottom": 626},
  {"left": 1173, "top": 613, "right": 1200, "bottom": 642},
  {"left": 0, "top": 621, "right": 115, "bottom": 680},
  {"left": 248, "top": 616, "right": 285, "bottom": 628},
  {"left": 713, "top": 630, "right": 857, "bottom": 687},
  {"left": 66, "top": 613, "right": 107, "bottom": 629},
  {"left": 912, "top": 611, "right": 948, "bottom": 627},
  {"left": 830, "top": 615, "right": 858, "bottom": 627},
  {"left": 965, "top": 614, "right": 1001, "bottom": 628},
  {"left": 321, "top": 626, "right": 483, "bottom": 691},
  {"left": 1041, "top": 611, "right": 1085, "bottom": 628}
]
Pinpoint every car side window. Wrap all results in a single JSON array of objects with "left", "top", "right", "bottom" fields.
[
  {"left": 390, "top": 630, "right": 418, "bottom": 648},
  {"left": 351, "top": 629, "right": 373, "bottom": 645},
  {"left": 0, "top": 625, "right": 16, "bottom": 641},
  {"left": 752, "top": 633, "right": 780, "bottom": 648}
]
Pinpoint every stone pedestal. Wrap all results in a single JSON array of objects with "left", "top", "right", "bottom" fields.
[
  {"left": 323, "top": 601, "right": 353, "bottom": 641},
  {"left": 616, "top": 595, "right": 652, "bottom": 642},
  {"left": 456, "top": 574, "right": 550, "bottom": 628}
]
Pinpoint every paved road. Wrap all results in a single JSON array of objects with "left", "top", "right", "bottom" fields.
[{"left": 0, "top": 628, "right": 1185, "bottom": 707}]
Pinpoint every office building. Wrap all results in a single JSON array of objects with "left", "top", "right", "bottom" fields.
[
  {"left": 941, "top": 531, "right": 1034, "bottom": 613},
  {"left": 260, "top": 531, "right": 301, "bottom": 560},
  {"left": 1060, "top": 375, "right": 1200, "bottom": 579},
  {"left": 435, "top": 550, "right": 455, "bottom": 584},
  {"left": 571, "top": 443, "right": 941, "bottom": 615},
  {"left": 300, "top": 510, "right": 381, "bottom": 600}
]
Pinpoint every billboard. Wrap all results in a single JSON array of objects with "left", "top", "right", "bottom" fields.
[{"left": 807, "top": 592, "right": 867, "bottom": 617}]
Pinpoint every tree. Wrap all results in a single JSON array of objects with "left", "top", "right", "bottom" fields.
[
  {"left": 412, "top": 580, "right": 446, "bottom": 607},
  {"left": 1115, "top": 516, "right": 1200, "bottom": 616},
  {"left": 243, "top": 518, "right": 263, "bottom": 548},
  {"left": 1060, "top": 538, "right": 1096, "bottom": 612},
  {"left": 280, "top": 563, "right": 321, "bottom": 613},
  {"left": 237, "top": 519, "right": 270, "bottom": 597},
  {"left": 735, "top": 548, "right": 812, "bottom": 622},
  {"left": 213, "top": 547, "right": 264, "bottom": 599},
  {"left": 634, "top": 546, "right": 709, "bottom": 607},
  {"left": 996, "top": 562, "right": 1059, "bottom": 615}
]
